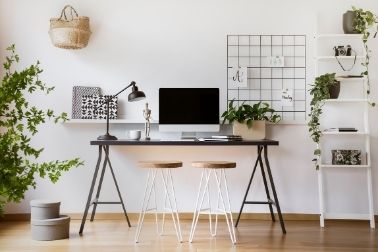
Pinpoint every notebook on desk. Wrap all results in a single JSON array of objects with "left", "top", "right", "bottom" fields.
[
  {"left": 196, "top": 137, "right": 243, "bottom": 142},
  {"left": 196, "top": 135, "right": 242, "bottom": 142}
]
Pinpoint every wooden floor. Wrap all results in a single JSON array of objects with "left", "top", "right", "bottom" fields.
[{"left": 0, "top": 219, "right": 377, "bottom": 252}]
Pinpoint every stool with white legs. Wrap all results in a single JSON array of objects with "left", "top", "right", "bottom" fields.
[
  {"left": 189, "top": 161, "right": 237, "bottom": 244},
  {"left": 135, "top": 161, "right": 183, "bottom": 243}
]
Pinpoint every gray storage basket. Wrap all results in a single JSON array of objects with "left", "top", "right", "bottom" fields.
[
  {"left": 31, "top": 215, "right": 70, "bottom": 241},
  {"left": 30, "top": 200, "right": 60, "bottom": 220}
]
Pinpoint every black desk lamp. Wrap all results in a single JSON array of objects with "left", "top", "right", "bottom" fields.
[{"left": 97, "top": 81, "right": 146, "bottom": 140}]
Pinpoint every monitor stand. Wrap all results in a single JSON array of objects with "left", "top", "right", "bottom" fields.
[{"left": 181, "top": 132, "right": 197, "bottom": 140}]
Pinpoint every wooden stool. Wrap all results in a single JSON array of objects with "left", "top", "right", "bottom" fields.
[
  {"left": 135, "top": 161, "right": 183, "bottom": 243},
  {"left": 189, "top": 161, "right": 237, "bottom": 244}
]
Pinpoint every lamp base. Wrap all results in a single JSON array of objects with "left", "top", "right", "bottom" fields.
[{"left": 97, "top": 133, "right": 118, "bottom": 140}]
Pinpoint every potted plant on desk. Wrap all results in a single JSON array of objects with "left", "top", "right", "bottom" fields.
[{"left": 221, "top": 100, "right": 281, "bottom": 140}]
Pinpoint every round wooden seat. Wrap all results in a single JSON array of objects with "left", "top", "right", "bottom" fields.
[
  {"left": 191, "top": 161, "right": 236, "bottom": 169},
  {"left": 138, "top": 161, "right": 183, "bottom": 169}
]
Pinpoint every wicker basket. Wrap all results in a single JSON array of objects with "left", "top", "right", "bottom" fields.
[{"left": 49, "top": 5, "right": 91, "bottom": 49}]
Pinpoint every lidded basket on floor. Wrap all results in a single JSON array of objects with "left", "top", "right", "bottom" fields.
[
  {"left": 49, "top": 5, "right": 91, "bottom": 49},
  {"left": 30, "top": 199, "right": 60, "bottom": 220},
  {"left": 30, "top": 199, "right": 70, "bottom": 241},
  {"left": 31, "top": 215, "right": 70, "bottom": 241}
]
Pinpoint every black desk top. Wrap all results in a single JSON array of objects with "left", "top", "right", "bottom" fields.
[{"left": 90, "top": 139, "right": 279, "bottom": 146}]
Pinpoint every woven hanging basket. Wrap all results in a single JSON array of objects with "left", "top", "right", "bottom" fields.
[{"left": 49, "top": 5, "right": 91, "bottom": 49}]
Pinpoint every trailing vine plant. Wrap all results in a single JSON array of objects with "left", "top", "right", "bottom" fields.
[
  {"left": 308, "top": 73, "right": 338, "bottom": 170},
  {"left": 351, "top": 6, "right": 378, "bottom": 106},
  {"left": 0, "top": 45, "right": 83, "bottom": 215}
]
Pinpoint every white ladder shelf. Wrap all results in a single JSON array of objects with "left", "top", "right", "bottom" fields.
[{"left": 314, "top": 34, "right": 375, "bottom": 229}]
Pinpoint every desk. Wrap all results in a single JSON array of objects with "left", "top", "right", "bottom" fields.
[{"left": 79, "top": 139, "right": 286, "bottom": 234}]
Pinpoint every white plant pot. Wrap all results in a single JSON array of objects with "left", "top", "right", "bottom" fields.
[{"left": 232, "top": 121, "right": 266, "bottom": 140}]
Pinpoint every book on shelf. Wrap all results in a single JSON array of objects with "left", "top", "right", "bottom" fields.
[
  {"left": 336, "top": 75, "right": 364, "bottom": 79},
  {"left": 324, "top": 128, "right": 338, "bottom": 132},
  {"left": 324, "top": 127, "right": 358, "bottom": 132},
  {"left": 339, "top": 127, "right": 358, "bottom": 132}
]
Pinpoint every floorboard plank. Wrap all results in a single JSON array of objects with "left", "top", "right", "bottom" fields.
[{"left": 0, "top": 219, "right": 377, "bottom": 252}]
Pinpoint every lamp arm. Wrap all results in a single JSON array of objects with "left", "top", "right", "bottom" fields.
[
  {"left": 92, "top": 81, "right": 136, "bottom": 111},
  {"left": 111, "top": 81, "right": 135, "bottom": 98}
]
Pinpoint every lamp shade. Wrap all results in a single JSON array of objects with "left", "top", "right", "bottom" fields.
[{"left": 128, "top": 84, "right": 146, "bottom": 102}]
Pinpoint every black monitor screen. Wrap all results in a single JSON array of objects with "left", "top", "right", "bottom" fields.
[{"left": 159, "top": 88, "right": 219, "bottom": 124}]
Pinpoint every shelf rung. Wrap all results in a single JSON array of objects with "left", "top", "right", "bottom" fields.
[
  {"left": 315, "top": 56, "right": 364, "bottom": 60},
  {"left": 320, "top": 164, "right": 370, "bottom": 168},
  {"left": 323, "top": 213, "right": 371, "bottom": 220},
  {"left": 322, "top": 131, "right": 369, "bottom": 135},
  {"left": 316, "top": 34, "right": 363, "bottom": 38},
  {"left": 336, "top": 77, "right": 366, "bottom": 82},
  {"left": 324, "top": 99, "right": 368, "bottom": 103}
]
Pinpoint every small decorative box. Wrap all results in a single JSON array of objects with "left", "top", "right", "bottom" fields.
[
  {"left": 72, "top": 86, "right": 101, "bottom": 119},
  {"left": 331, "top": 150, "right": 361, "bottom": 165},
  {"left": 81, "top": 95, "right": 118, "bottom": 119}
]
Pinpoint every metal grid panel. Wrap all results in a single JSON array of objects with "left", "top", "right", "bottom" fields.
[{"left": 227, "top": 35, "right": 307, "bottom": 122}]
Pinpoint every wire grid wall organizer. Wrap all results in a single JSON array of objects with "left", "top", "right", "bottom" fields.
[{"left": 227, "top": 35, "right": 307, "bottom": 123}]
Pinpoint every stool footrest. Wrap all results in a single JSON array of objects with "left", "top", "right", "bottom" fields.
[
  {"left": 143, "top": 208, "right": 175, "bottom": 213},
  {"left": 198, "top": 211, "right": 218, "bottom": 215},
  {"left": 197, "top": 208, "right": 232, "bottom": 215},
  {"left": 199, "top": 208, "right": 211, "bottom": 212},
  {"left": 145, "top": 208, "right": 157, "bottom": 212}
]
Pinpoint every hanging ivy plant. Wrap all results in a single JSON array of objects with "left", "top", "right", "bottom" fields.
[
  {"left": 351, "top": 6, "right": 377, "bottom": 105},
  {"left": 0, "top": 45, "right": 83, "bottom": 215},
  {"left": 308, "top": 73, "right": 338, "bottom": 170}
]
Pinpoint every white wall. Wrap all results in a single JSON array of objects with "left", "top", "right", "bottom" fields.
[{"left": 1, "top": 0, "right": 378, "bottom": 215}]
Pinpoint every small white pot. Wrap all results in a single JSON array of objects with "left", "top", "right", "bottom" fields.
[{"left": 233, "top": 121, "right": 266, "bottom": 140}]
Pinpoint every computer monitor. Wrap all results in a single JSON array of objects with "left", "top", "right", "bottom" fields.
[{"left": 159, "top": 88, "right": 220, "bottom": 134}]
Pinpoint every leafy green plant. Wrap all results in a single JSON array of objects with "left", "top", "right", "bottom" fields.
[
  {"left": 0, "top": 45, "right": 83, "bottom": 215},
  {"left": 308, "top": 73, "right": 338, "bottom": 169},
  {"left": 221, "top": 100, "right": 281, "bottom": 128},
  {"left": 351, "top": 6, "right": 377, "bottom": 103}
]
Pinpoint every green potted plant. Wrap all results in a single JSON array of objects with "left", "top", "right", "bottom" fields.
[
  {"left": 0, "top": 45, "right": 83, "bottom": 215},
  {"left": 308, "top": 73, "right": 339, "bottom": 169},
  {"left": 343, "top": 6, "right": 377, "bottom": 101},
  {"left": 221, "top": 100, "right": 281, "bottom": 140}
]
